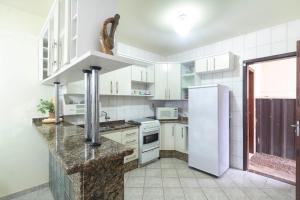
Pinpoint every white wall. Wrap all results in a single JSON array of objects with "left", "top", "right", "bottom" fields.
[
  {"left": 250, "top": 58, "right": 296, "bottom": 99},
  {"left": 0, "top": 4, "right": 53, "bottom": 198},
  {"left": 165, "top": 18, "right": 300, "bottom": 169}
]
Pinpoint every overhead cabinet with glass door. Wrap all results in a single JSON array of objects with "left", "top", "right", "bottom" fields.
[
  {"left": 38, "top": 0, "right": 117, "bottom": 81},
  {"left": 152, "top": 63, "right": 181, "bottom": 100}
]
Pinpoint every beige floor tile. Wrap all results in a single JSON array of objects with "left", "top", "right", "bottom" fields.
[
  {"left": 242, "top": 188, "right": 272, "bottom": 200},
  {"left": 164, "top": 187, "right": 186, "bottom": 200},
  {"left": 144, "top": 177, "right": 163, "bottom": 188},
  {"left": 197, "top": 178, "right": 219, "bottom": 188},
  {"left": 177, "top": 169, "right": 195, "bottom": 178},
  {"left": 223, "top": 188, "right": 249, "bottom": 200},
  {"left": 146, "top": 161, "right": 161, "bottom": 169},
  {"left": 202, "top": 188, "right": 229, "bottom": 200},
  {"left": 146, "top": 168, "right": 162, "bottom": 177},
  {"left": 143, "top": 187, "right": 164, "bottom": 200},
  {"left": 262, "top": 188, "right": 294, "bottom": 200},
  {"left": 161, "top": 163, "right": 176, "bottom": 169},
  {"left": 180, "top": 178, "right": 200, "bottom": 188},
  {"left": 126, "top": 176, "right": 145, "bottom": 188},
  {"left": 163, "top": 177, "right": 181, "bottom": 187},
  {"left": 183, "top": 188, "right": 207, "bottom": 200},
  {"left": 124, "top": 187, "right": 143, "bottom": 200},
  {"left": 215, "top": 177, "right": 237, "bottom": 188},
  {"left": 130, "top": 167, "right": 146, "bottom": 177},
  {"left": 162, "top": 169, "right": 178, "bottom": 178}
]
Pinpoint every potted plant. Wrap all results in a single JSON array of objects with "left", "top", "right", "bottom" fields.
[{"left": 37, "top": 99, "right": 55, "bottom": 119}]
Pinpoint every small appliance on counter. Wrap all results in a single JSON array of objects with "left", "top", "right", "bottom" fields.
[
  {"left": 128, "top": 118, "right": 160, "bottom": 165},
  {"left": 156, "top": 107, "right": 178, "bottom": 120}
]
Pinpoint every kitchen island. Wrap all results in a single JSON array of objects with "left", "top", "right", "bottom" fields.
[{"left": 33, "top": 119, "right": 133, "bottom": 200}]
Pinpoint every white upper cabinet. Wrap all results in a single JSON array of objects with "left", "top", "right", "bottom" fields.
[
  {"left": 39, "top": 0, "right": 117, "bottom": 80},
  {"left": 131, "top": 65, "right": 154, "bottom": 83},
  {"left": 214, "top": 52, "right": 234, "bottom": 71},
  {"left": 167, "top": 63, "right": 181, "bottom": 100},
  {"left": 153, "top": 63, "right": 168, "bottom": 99},
  {"left": 100, "top": 66, "right": 131, "bottom": 96},
  {"left": 114, "top": 67, "right": 132, "bottom": 96},
  {"left": 153, "top": 63, "right": 181, "bottom": 100},
  {"left": 195, "top": 58, "right": 207, "bottom": 73},
  {"left": 195, "top": 52, "right": 235, "bottom": 74},
  {"left": 146, "top": 65, "right": 155, "bottom": 83}
]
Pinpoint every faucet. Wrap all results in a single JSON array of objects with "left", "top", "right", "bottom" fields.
[{"left": 101, "top": 111, "right": 110, "bottom": 121}]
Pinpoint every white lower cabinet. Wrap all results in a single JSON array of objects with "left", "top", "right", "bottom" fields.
[
  {"left": 160, "top": 123, "right": 188, "bottom": 153},
  {"left": 160, "top": 123, "right": 175, "bottom": 150},
  {"left": 102, "top": 127, "right": 139, "bottom": 163}
]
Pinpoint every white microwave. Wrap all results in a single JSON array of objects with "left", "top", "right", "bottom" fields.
[{"left": 156, "top": 107, "right": 178, "bottom": 120}]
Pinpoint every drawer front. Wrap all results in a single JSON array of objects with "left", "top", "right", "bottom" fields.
[
  {"left": 102, "top": 131, "right": 122, "bottom": 143},
  {"left": 124, "top": 145, "right": 138, "bottom": 163},
  {"left": 122, "top": 129, "right": 138, "bottom": 145}
]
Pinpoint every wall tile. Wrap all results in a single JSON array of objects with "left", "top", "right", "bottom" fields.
[
  {"left": 271, "top": 24, "right": 287, "bottom": 43},
  {"left": 287, "top": 38, "right": 298, "bottom": 52},
  {"left": 257, "top": 44, "right": 271, "bottom": 58},
  {"left": 271, "top": 41, "right": 287, "bottom": 55},
  {"left": 288, "top": 19, "right": 300, "bottom": 39},
  {"left": 256, "top": 28, "right": 271, "bottom": 46},
  {"left": 244, "top": 32, "right": 257, "bottom": 49}
]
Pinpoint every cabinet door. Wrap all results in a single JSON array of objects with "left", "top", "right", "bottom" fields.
[
  {"left": 59, "top": 0, "right": 71, "bottom": 66},
  {"left": 207, "top": 57, "right": 215, "bottom": 72},
  {"left": 146, "top": 65, "right": 154, "bottom": 83},
  {"left": 167, "top": 63, "right": 181, "bottom": 100},
  {"left": 161, "top": 123, "right": 175, "bottom": 150},
  {"left": 174, "top": 125, "right": 187, "bottom": 153},
  {"left": 115, "top": 66, "right": 132, "bottom": 96},
  {"left": 214, "top": 53, "right": 230, "bottom": 71},
  {"left": 195, "top": 58, "right": 207, "bottom": 73},
  {"left": 131, "top": 65, "right": 143, "bottom": 82},
  {"left": 100, "top": 71, "right": 115, "bottom": 95},
  {"left": 102, "top": 131, "right": 122, "bottom": 143},
  {"left": 50, "top": 2, "right": 60, "bottom": 72},
  {"left": 154, "top": 64, "right": 168, "bottom": 99}
]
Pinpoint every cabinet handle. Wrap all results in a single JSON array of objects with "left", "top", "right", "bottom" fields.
[
  {"left": 172, "top": 126, "right": 174, "bottom": 136},
  {"left": 169, "top": 89, "right": 171, "bottom": 99},
  {"left": 146, "top": 71, "right": 148, "bottom": 82},
  {"left": 181, "top": 128, "right": 183, "bottom": 138},
  {"left": 141, "top": 71, "right": 143, "bottom": 82},
  {"left": 116, "top": 81, "right": 119, "bottom": 94},
  {"left": 110, "top": 81, "right": 113, "bottom": 94}
]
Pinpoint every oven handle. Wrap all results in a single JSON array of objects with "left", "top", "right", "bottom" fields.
[
  {"left": 143, "top": 130, "right": 159, "bottom": 135},
  {"left": 142, "top": 146, "right": 159, "bottom": 153}
]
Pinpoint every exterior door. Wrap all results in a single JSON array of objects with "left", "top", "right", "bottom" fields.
[{"left": 296, "top": 41, "right": 300, "bottom": 199}]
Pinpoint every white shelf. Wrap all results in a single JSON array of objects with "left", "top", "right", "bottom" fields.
[
  {"left": 42, "top": 51, "right": 151, "bottom": 85},
  {"left": 182, "top": 73, "right": 195, "bottom": 77}
]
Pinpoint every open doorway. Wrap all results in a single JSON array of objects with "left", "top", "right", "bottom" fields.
[{"left": 244, "top": 54, "right": 297, "bottom": 184}]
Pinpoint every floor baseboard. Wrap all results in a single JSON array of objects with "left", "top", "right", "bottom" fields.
[{"left": 0, "top": 183, "right": 48, "bottom": 200}]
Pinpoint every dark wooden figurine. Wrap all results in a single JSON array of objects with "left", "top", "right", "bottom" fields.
[{"left": 100, "top": 14, "right": 120, "bottom": 55}]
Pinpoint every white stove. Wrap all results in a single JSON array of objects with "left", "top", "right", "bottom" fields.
[{"left": 129, "top": 118, "right": 160, "bottom": 165}]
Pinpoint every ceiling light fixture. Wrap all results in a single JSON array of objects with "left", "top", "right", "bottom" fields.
[{"left": 173, "top": 13, "right": 193, "bottom": 37}]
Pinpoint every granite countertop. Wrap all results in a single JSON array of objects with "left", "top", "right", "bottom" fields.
[{"left": 33, "top": 119, "right": 134, "bottom": 175}]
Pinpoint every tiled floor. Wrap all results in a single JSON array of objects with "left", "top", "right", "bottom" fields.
[{"left": 11, "top": 158, "right": 295, "bottom": 200}]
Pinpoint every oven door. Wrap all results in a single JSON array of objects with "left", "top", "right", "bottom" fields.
[{"left": 142, "top": 130, "right": 160, "bottom": 152}]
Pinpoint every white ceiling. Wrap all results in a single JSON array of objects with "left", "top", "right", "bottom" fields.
[
  {"left": 117, "top": 0, "right": 300, "bottom": 56},
  {"left": 1, "top": 0, "right": 300, "bottom": 56},
  {"left": 0, "top": 0, "right": 53, "bottom": 17}
]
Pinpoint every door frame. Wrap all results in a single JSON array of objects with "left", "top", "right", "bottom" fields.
[
  {"left": 248, "top": 67, "right": 255, "bottom": 154},
  {"left": 242, "top": 51, "right": 297, "bottom": 171}
]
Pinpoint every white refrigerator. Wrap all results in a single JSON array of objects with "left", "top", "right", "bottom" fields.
[{"left": 188, "top": 84, "right": 229, "bottom": 177}]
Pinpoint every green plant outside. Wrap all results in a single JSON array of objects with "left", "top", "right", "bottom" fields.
[{"left": 37, "top": 99, "right": 54, "bottom": 114}]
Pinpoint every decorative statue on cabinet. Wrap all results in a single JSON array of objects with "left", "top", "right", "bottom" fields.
[{"left": 100, "top": 14, "right": 120, "bottom": 55}]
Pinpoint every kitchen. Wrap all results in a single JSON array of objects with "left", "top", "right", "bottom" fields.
[{"left": 0, "top": 0, "right": 300, "bottom": 200}]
